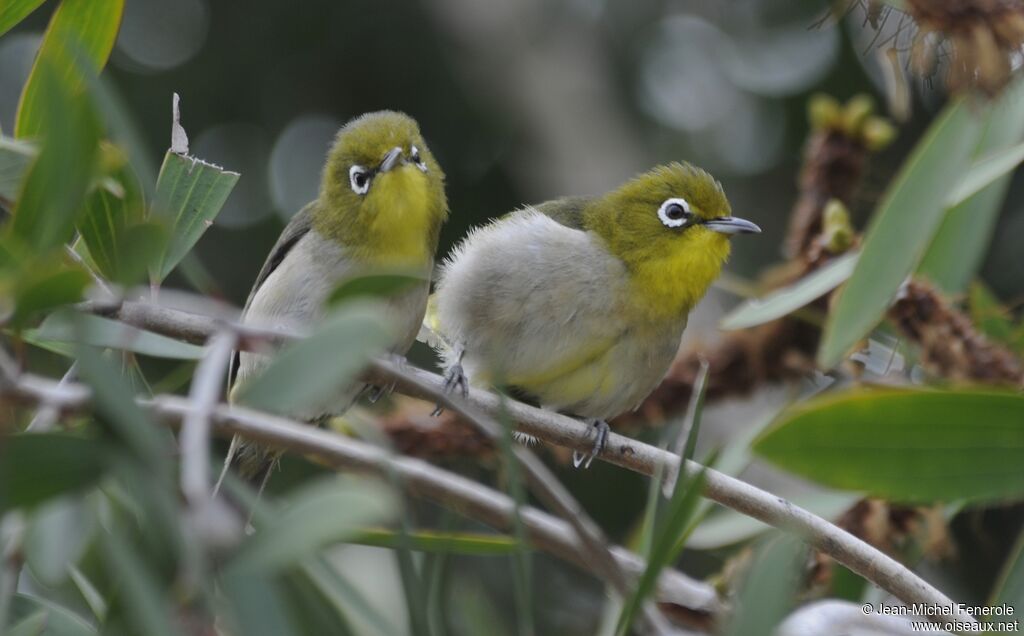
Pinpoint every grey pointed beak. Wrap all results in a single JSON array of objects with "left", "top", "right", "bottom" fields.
[
  {"left": 703, "top": 216, "right": 761, "bottom": 235},
  {"left": 379, "top": 146, "right": 403, "bottom": 173}
]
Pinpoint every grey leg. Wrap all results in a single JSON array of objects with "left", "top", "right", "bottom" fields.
[{"left": 572, "top": 419, "right": 610, "bottom": 469}]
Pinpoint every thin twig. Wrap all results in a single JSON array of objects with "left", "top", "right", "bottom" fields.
[
  {"left": 371, "top": 359, "right": 674, "bottom": 633},
  {"left": 0, "top": 369, "right": 719, "bottom": 615},
  {"left": 26, "top": 361, "right": 78, "bottom": 432},
  {"left": 72, "top": 299, "right": 974, "bottom": 624},
  {"left": 76, "top": 302, "right": 674, "bottom": 627},
  {"left": 64, "top": 245, "right": 115, "bottom": 299},
  {"left": 180, "top": 329, "right": 236, "bottom": 506}
]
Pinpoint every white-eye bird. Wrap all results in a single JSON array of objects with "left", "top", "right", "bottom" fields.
[
  {"left": 223, "top": 111, "right": 447, "bottom": 489},
  {"left": 431, "top": 163, "right": 758, "bottom": 467}
]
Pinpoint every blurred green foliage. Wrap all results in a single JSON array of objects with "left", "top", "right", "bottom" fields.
[{"left": 1, "top": 1, "right": 1023, "bottom": 635}]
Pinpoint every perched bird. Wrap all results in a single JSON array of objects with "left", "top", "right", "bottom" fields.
[
  {"left": 431, "top": 163, "right": 758, "bottom": 467},
  {"left": 222, "top": 111, "right": 447, "bottom": 490}
]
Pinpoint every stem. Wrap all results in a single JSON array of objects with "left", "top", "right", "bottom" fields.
[{"left": 69, "top": 298, "right": 973, "bottom": 624}]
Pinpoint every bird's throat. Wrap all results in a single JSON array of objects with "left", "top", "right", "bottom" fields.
[{"left": 626, "top": 232, "right": 730, "bottom": 321}]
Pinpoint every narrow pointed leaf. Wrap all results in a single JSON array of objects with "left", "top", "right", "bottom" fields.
[
  {"left": 720, "top": 252, "right": 857, "bottom": 331},
  {"left": 26, "top": 312, "right": 204, "bottom": 360},
  {"left": 754, "top": 388, "right": 1024, "bottom": 502},
  {"left": 10, "top": 265, "right": 91, "bottom": 328},
  {"left": 0, "top": 0, "right": 47, "bottom": 38},
  {"left": 0, "top": 433, "right": 111, "bottom": 514},
  {"left": 6, "top": 611, "right": 47, "bottom": 636},
  {"left": 615, "top": 470, "right": 706, "bottom": 636},
  {"left": 10, "top": 60, "right": 100, "bottom": 250},
  {"left": 919, "top": 78, "right": 1024, "bottom": 293},
  {"left": 78, "top": 163, "right": 166, "bottom": 284},
  {"left": 327, "top": 272, "right": 424, "bottom": 306},
  {"left": 818, "top": 98, "right": 984, "bottom": 368},
  {"left": 98, "top": 531, "right": 177, "bottom": 636},
  {"left": 991, "top": 529, "right": 1024, "bottom": 608},
  {"left": 8, "top": 595, "right": 95, "bottom": 636},
  {"left": 151, "top": 151, "right": 239, "bottom": 280},
  {"left": 0, "top": 136, "right": 37, "bottom": 203},
  {"left": 687, "top": 492, "right": 857, "bottom": 550},
  {"left": 235, "top": 303, "right": 395, "bottom": 415},
  {"left": 947, "top": 142, "right": 1024, "bottom": 208},
  {"left": 723, "top": 535, "right": 805, "bottom": 636},
  {"left": 229, "top": 476, "right": 396, "bottom": 573},
  {"left": 15, "top": 0, "right": 124, "bottom": 138},
  {"left": 352, "top": 528, "right": 519, "bottom": 555},
  {"left": 74, "top": 342, "right": 169, "bottom": 467}
]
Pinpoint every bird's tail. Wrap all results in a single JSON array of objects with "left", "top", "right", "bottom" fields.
[{"left": 213, "top": 434, "right": 278, "bottom": 499}]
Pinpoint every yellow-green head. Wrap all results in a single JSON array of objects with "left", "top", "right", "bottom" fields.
[
  {"left": 314, "top": 111, "right": 448, "bottom": 268},
  {"left": 583, "top": 162, "right": 759, "bottom": 318}
]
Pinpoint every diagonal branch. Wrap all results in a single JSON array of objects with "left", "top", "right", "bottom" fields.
[
  {"left": 72, "top": 298, "right": 973, "bottom": 624},
  {"left": 179, "top": 329, "right": 236, "bottom": 506},
  {"left": 0, "top": 368, "right": 720, "bottom": 617}
]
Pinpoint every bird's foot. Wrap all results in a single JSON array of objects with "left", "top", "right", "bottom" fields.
[
  {"left": 366, "top": 381, "right": 396, "bottom": 404},
  {"left": 572, "top": 419, "right": 610, "bottom": 469},
  {"left": 431, "top": 359, "right": 468, "bottom": 416}
]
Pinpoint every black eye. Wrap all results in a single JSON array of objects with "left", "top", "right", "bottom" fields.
[
  {"left": 349, "top": 165, "right": 371, "bottom": 195},
  {"left": 657, "top": 197, "right": 691, "bottom": 228},
  {"left": 410, "top": 145, "right": 428, "bottom": 172}
]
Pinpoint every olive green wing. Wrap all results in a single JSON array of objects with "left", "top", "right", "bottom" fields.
[
  {"left": 227, "top": 202, "right": 315, "bottom": 389},
  {"left": 532, "top": 196, "right": 592, "bottom": 231}
]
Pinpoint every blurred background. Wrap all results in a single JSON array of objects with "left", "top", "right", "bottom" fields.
[
  {"left": 5, "top": 0, "right": 1020, "bottom": 308},
  {"left": 4, "top": 1, "right": 1024, "bottom": 634}
]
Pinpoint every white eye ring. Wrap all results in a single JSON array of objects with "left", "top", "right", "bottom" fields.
[
  {"left": 657, "top": 197, "right": 691, "bottom": 228},
  {"left": 410, "top": 145, "right": 428, "bottom": 173},
  {"left": 349, "top": 165, "right": 371, "bottom": 195}
]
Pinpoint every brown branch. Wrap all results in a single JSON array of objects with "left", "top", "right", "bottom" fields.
[
  {"left": 890, "top": 279, "right": 1023, "bottom": 384},
  {"left": 58, "top": 299, "right": 975, "bottom": 624},
  {"left": 0, "top": 367, "right": 720, "bottom": 617}
]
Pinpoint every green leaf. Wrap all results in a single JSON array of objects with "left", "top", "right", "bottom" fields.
[
  {"left": 74, "top": 341, "right": 169, "bottom": 468},
  {"left": 10, "top": 59, "right": 101, "bottom": 251},
  {"left": 278, "top": 568, "right": 356, "bottom": 636},
  {"left": 615, "top": 470, "right": 706, "bottom": 636},
  {"left": 720, "top": 252, "right": 857, "bottom": 331},
  {"left": 0, "top": 0, "right": 47, "bottom": 38},
  {"left": 235, "top": 302, "right": 396, "bottom": 415},
  {"left": 15, "top": 0, "right": 124, "bottom": 138},
  {"left": 6, "top": 611, "right": 48, "bottom": 636},
  {"left": 68, "top": 566, "right": 107, "bottom": 622},
  {"left": 302, "top": 559, "right": 403, "bottom": 636},
  {"left": 818, "top": 98, "right": 984, "bottom": 368},
  {"left": 220, "top": 571, "right": 296, "bottom": 636},
  {"left": 947, "top": 142, "right": 1024, "bottom": 208},
  {"left": 327, "top": 273, "right": 425, "bottom": 306},
  {"left": 352, "top": 528, "right": 519, "bottom": 555},
  {"left": 229, "top": 476, "right": 396, "bottom": 573},
  {"left": 722, "top": 535, "right": 805, "bottom": 636},
  {"left": 0, "top": 136, "right": 37, "bottom": 204},
  {"left": 919, "top": 78, "right": 1024, "bottom": 293},
  {"left": 78, "top": 162, "right": 166, "bottom": 284},
  {"left": 754, "top": 388, "right": 1024, "bottom": 502},
  {"left": 991, "top": 528, "right": 1024, "bottom": 607},
  {"left": 9, "top": 265, "right": 91, "bottom": 328},
  {"left": 0, "top": 433, "right": 110, "bottom": 514},
  {"left": 98, "top": 530, "right": 177, "bottom": 636},
  {"left": 8, "top": 595, "right": 95, "bottom": 636},
  {"left": 687, "top": 492, "right": 857, "bottom": 550},
  {"left": 25, "top": 497, "right": 95, "bottom": 585},
  {"left": 26, "top": 312, "right": 204, "bottom": 360},
  {"left": 151, "top": 150, "right": 239, "bottom": 281}
]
